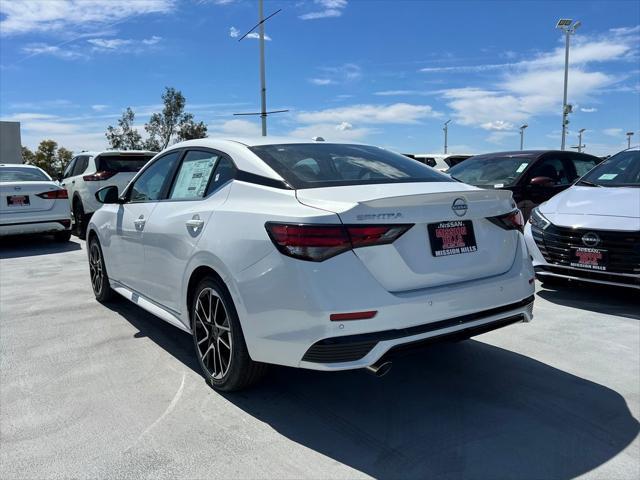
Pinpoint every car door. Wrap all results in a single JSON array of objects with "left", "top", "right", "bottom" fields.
[
  {"left": 521, "top": 154, "right": 573, "bottom": 217},
  {"left": 108, "top": 150, "right": 182, "bottom": 293},
  {"left": 142, "top": 149, "right": 235, "bottom": 315}
]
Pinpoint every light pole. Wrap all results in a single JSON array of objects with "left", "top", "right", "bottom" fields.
[
  {"left": 577, "top": 128, "right": 585, "bottom": 152},
  {"left": 556, "top": 19, "right": 581, "bottom": 151},
  {"left": 443, "top": 119, "right": 451, "bottom": 154},
  {"left": 627, "top": 131, "right": 634, "bottom": 149},
  {"left": 519, "top": 124, "right": 528, "bottom": 150}
]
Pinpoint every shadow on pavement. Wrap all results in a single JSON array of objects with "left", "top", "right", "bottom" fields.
[
  {"left": 0, "top": 235, "right": 82, "bottom": 259},
  {"left": 107, "top": 298, "right": 640, "bottom": 480},
  {"left": 537, "top": 282, "right": 640, "bottom": 320}
]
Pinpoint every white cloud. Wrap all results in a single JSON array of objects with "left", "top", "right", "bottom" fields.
[
  {"left": 91, "top": 105, "right": 109, "bottom": 112},
  {"left": 229, "top": 26, "right": 271, "bottom": 41},
  {"left": 0, "top": 0, "right": 174, "bottom": 36},
  {"left": 300, "top": 0, "right": 347, "bottom": 20},
  {"left": 480, "top": 120, "right": 514, "bottom": 131},
  {"left": 336, "top": 121, "right": 353, "bottom": 131},
  {"left": 87, "top": 38, "right": 132, "bottom": 49},
  {"left": 309, "top": 78, "right": 334, "bottom": 86},
  {"left": 142, "top": 35, "right": 162, "bottom": 45},
  {"left": 297, "top": 103, "right": 439, "bottom": 124},
  {"left": 436, "top": 30, "right": 636, "bottom": 129},
  {"left": 21, "top": 43, "right": 85, "bottom": 60},
  {"left": 580, "top": 107, "right": 597, "bottom": 113},
  {"left": 374, "top": 90, "right": 433, "bottom": 96},
  {"left": 309, "top": 63, "right": 361, "bottom": 86},
  {"left": 603, "top": 128, "right": 623, "bottom": 137},
  {"left": 2, "top": 113, "right": 59, "bottom": 121},
  {"left": 486, "top": 131, "right": 518, "bottom": 145},
  {"left": 289, "top": 123, "right": 371, "bottom": 142},
  {"left": 208, "top": 119, "right": 261, "bottom": 137}
]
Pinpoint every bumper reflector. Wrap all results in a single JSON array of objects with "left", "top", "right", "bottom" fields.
[{"left": 330, "top": 310, "right": 377, "bottom": 321}]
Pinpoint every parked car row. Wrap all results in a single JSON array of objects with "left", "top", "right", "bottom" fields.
[{"left": 2, "top": 139, "right": 637, "bottom": 393}]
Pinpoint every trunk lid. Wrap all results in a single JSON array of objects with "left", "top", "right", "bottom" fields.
[
  {"left": 297, "top": 182, "right": 519, "bottom": 292},
  {"left": 0, "top": 181, "right": 60, "bottom": 215}
]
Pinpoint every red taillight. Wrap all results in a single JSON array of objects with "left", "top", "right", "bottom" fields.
[
  {"left": 265, "top": 223, "right": 413, "bottom": 261},
  {"left": 83, "top": 171, "right": 117, "bottom": 181},
  {"left": 487, "top": 209, "right": 524, "bottom": 232},
  {"left": 37, "top": 189, "right": 68, "bottom": 199}
]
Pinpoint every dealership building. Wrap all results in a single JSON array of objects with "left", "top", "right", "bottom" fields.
[{"left": 0, "top": 121, "right": 22, "bottom": 164}]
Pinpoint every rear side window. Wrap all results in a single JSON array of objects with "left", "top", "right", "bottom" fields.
[
  {"left": 97, "top": 154, "right": 154, "bottom": 173},
  {"left": 72, "top": 156, "right": 89, "bottom": 176},
  {"left": 63, "top": 158, "right": 77, "bottom": 179},
  {"left": 249, "top": 144, "right": 451, "bottom": 189},
  {"left": 206, "top": 157, "right": 236, "bottom": 195},
  {"left": 129, "top": 151, "right": 181, "bottom": 202},
  {"left": 169, "top": 151, "right": 219, "bottom": 200},
  {"left": 0, "top": 167, "right": 50, "bottom": 182}
]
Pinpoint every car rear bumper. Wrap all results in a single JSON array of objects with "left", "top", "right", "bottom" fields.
[
  {"left": 233, "top": 233, "right": 535, "bottom": 371},
  {"left": 0, "top": 218, "right": 71, "bottom": 236}
]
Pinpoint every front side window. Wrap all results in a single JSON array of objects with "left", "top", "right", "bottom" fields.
[
  {"left": 527, "top": 157, "right": 570, "bottom": 185},
  {"left": 129, "top": 151, "right": 181, "bottom": 202},
  {"left": 169, "top": 151, "right": 219, "bottom": 200},
  {"left": 0, "top": 167, "right": 50, "bottom": 182},
  {"left": 250, "top": 144, "right": 451, "bottom": 189},
  {"left": 448, "top": 155, "right": 534, "bottom": 187},
  {"left": 579, "top": 150, "right": 640, "bottom": 187}
]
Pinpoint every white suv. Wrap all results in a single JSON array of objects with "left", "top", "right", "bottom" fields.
[{"left": 60, "top": 150, "right": 156, "bottom": 238}]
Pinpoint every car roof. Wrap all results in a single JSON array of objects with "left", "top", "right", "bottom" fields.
[
  {"left": 76, "top": 150, "right": 157, "bottom": 157},
  {"left": 0, "top": 163, "right": 40, "bottom": 168},
  {"left": 469, "top": 150, "right": 602, "bottom": 160}
]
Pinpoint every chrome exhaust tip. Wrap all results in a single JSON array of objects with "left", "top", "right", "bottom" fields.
[{"left": 365, "top": 361, "right": 392, "bottom": 377}]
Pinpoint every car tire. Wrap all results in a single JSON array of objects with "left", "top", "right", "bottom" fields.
[
  {"left": 88, "top": 237, "right": 114, "bottom": 303},
  {"left": 73, "top": 199, "right": 87, "bottom": 240},
  {"left": 54, "top": 230, "right": 72, "bottom": 242},
  {"left": 191, "top": 276, "right": 267, "bottom": 392}
]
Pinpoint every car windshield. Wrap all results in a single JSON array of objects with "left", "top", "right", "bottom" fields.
[
  {"left": 447, "top": 155, "right": 534, "bottom": 187},
  {"left": 249, "top": 143, "right": 452, "bottom": 189},
  {"left": 0, "top": 167, "right": 50, "bottom": 182},
  {"left": 96, "top": 154, "right": 154, "bottom": 173},
  {"left": 578, "top": 150, "right": 640, "bottom": 187}
]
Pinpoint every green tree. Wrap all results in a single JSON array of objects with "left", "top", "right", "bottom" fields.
[
  {"left": 144, "top": 87, "right": 207, "bottom": 150},
  {"left": 105, "top": 107, "right": 143, "bottom": 150},
  {"left": 25, "top": 140, "right": 73, "bottom": 178}
]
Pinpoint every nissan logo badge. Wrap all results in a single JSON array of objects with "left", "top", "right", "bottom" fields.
[
  {"left": 582, "top": 232, "right": 600, "bottom": 247},
  {"left": 452, "top": 198, "right": 468, "bottom": 217}
]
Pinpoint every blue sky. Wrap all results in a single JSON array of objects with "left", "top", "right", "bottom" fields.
[{"left": 1, "top": 0, "right": 639, "bottom": 156}]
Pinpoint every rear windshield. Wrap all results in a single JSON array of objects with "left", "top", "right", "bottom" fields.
[
  {"left": 579, "top": 150, "right": 639, "bottom": 187},
  {"left": 0, "top": 167, "right": 50, "bottom": 182},
  {"left": 249, "top": 144, "right": 452, "bottom": 189},
  {"left": 96, "top": 154, "right": 154, "bottom": 173},
  {"left": 448, "top": 155, "right": 534, "bottom": 187}
]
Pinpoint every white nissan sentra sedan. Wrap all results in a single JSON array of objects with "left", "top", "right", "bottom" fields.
[
  {"left": 87, "top": 138, "right": 535, "bottom": 391},
  {"left": 525, "top": 146, "right": 639, "bottom": 289},
  {"left": 0, "top": 164, "right": 72, "bottom": 241}
]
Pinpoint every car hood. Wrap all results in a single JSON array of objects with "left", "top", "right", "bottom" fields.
[{"left": 539, "top": 185, "right": 640, "bottom": 231}]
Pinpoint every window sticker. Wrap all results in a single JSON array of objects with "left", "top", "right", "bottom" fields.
[
  {"left": 516, "top": 162, "right": 529, "bottom": 173},
  {"left": 494, "top": 183, "right": 504, "bottom": 188},
  {"left": 171, "top": 158, "right": 216, "bottom": 199},
  {"left": 597, "top": 173, "right": 618, "bottom": 180}
]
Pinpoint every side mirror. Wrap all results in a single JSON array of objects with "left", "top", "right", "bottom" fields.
[
  {"left": 95, "top": 185, "right": 121, "bottom": 204},
  {"left": 530, "top": 176, "right": 555, "bottom": 187}
]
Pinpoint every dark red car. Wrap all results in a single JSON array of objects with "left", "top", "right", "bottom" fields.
[{"left": 447, "top": 150, "right": 601, "bottom": 218}]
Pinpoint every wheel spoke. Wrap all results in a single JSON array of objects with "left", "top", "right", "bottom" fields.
[
  {"left": 218, "top": 335, "right": 231, "bottom": 350},
  {"left": 195, "top": 310, "right": 209, "bottom": 335}
]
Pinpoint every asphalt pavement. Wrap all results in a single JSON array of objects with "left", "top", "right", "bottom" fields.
[{"left": 1, "top": 236, "right": 638, "bottom": 479}]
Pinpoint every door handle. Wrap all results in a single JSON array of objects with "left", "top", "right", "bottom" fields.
[
  {"left": 185, "top": 219, "right": 205, "bottom": 229},
  {"left": 134, "top": 215, "right": 146, "bottom": 231}
]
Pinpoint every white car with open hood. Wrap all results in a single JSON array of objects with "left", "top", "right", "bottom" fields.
[
  {"left": 0, "top": 164, "right": 72, "bottom": 241},
  {"left": 525, "top": 146, "right": 640, "bottom": 289},
  {"left": 87, "top": 138, "right": 535, "bottom": 391}
]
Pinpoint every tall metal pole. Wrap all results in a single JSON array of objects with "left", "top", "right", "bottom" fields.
[
  {"left": 627, "top": 132, "right": 634, "bottom": 149},
  {"left": 561, "top": 30, "right": 570, "bottom": 151},
  {"left": 578, "top": 129, "right": 584, "bottom": 152},
  {"left": 443, "top": 119, "right": 451, "bottom": 154},
  {"left": 258, "top": 0, "right": 267, "bottom": 136}
]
